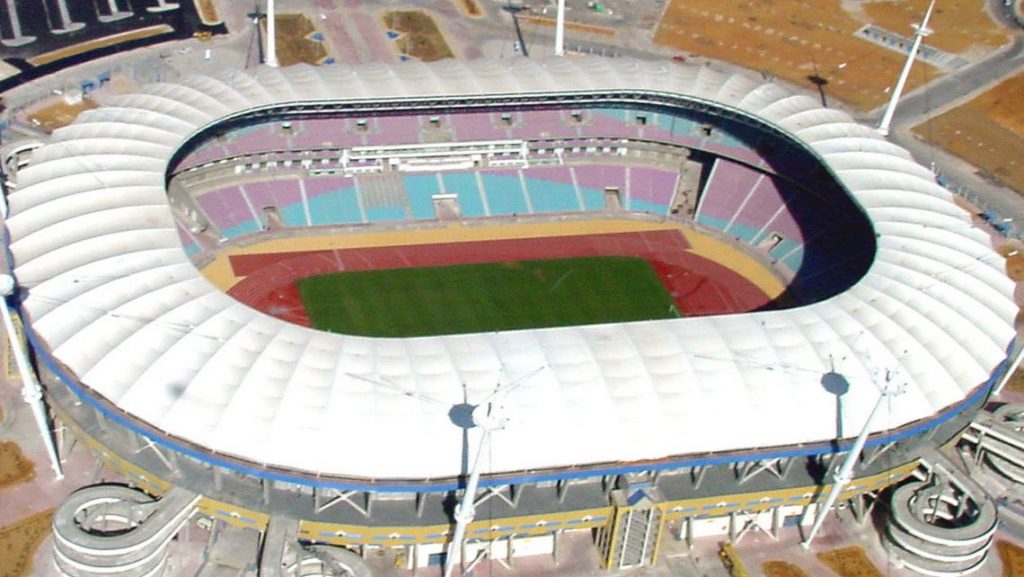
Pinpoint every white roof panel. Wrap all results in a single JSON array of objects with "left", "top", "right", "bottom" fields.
[{"left": 5, "top": 58, "right": 1017, "bottom": 482}]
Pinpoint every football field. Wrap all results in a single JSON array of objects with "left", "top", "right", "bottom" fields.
[{"left": 297, "top": 256, "right": 679, "bottom": 337}]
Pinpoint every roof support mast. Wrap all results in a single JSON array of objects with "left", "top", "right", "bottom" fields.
[
  {"left": 0, "top": 274, "right": 63, "bottom": 479},
  {"left": 877, "top": 0, "right": 935, "bottom": 136},
  {"left": 443, "top": 367, "right": 543, "bottom": 577},
  {"left": 443, "top": 403, "right": 506, "bottom": 577},
  {"left": 266, "top": 0, "right": 279, "bottom": 67},
  {"left": 802, "top": 371, "right": 905, "bottom": 549},
  {"left": 555, "top": 0, "right": 566, "bottom": 56}
]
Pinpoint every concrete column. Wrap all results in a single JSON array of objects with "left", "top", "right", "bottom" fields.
[
  {"left": 97, "top": 0, "right": 133, "bottom": 23},
  {"left": 2, "top": 0, "right": 36, "bottom": 46},
  {"left": 148, "top": 0, "right": 180, "bottom": 12},
  {"left": 50, "top": 0, "right": 85, "bottom": 34}
]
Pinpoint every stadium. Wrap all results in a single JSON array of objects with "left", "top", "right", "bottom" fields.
[{"left": 3, "top": 56, "right": 1021, "bottom": 573}]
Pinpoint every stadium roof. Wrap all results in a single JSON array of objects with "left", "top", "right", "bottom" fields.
[{"left": 6, "top": 57, "right": 1018, "bottom": 486}]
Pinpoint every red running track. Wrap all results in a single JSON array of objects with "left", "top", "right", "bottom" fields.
[{"left": 227, "top": 230, "right": 772, "bottom": 327}]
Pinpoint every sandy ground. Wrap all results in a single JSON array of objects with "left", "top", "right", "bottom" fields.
[
  {"left": 654, "top": 0, "right": 1011, "bottom": 111},
  {"left": 270, "top": 13, "right": 330, "bottom": 66},
  {"left": 863, "top": 0, "right": 1010, "bottom": 56},
  {"left": 913, "top": 72, "right": 1024, "bottom": 194},
  {"left": 383, "top": 10, "right": 456, "bottom": 61}
]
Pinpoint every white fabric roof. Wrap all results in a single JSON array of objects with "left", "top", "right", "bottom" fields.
[{"left": 6, "top": 58, "right": 1018, "bottom": 481}]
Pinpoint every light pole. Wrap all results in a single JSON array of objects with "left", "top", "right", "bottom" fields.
[
  {"left": 555, "top": 0, "right": 566, "bottom": 56},
  {"left": 266, "top": 0, "right": 279, "bottom": 67}
]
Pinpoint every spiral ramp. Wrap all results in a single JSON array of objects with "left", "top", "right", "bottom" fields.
[
  {"left": 961, "top": 403, "right": 1024, "bottom": 483},
  {"left": 885, "top": 449, "right": 997, "bottom": 577},
  {"left": 52, "top": 485, "right": 198, "bottom": 577}
]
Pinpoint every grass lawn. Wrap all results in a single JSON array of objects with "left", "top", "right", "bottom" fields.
[{"left": 297, "top": 256, "right": 678, "bottom": 337}]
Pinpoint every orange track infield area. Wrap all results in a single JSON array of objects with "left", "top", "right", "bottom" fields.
[{"left": 225, "top": 228, "right": 775, "bottom": 329}]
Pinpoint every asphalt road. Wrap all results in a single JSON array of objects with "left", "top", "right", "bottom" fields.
[
  {"left": 992, "top": 0, "right": 1024, "bottom": 29},
  {"left": 885, "top": 36, "right": 1024, "bottom": 126},
  {"left": 882, "top": 9, "right": 1024, "bottom": 221}
]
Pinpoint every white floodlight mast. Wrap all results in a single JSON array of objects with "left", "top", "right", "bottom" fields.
[
  {"left": 442, "top": 366, "right": 544, "bottom": 577},
  {"left": 266, "top": 0, "right": 279, "bottom": 67},
  {"left": 0, "top": 274, "right": 63, "bottom": 479},
  {"left": 877, "top": 0, "right": 935, "bottom": 136},
  {"left": 443, "top": 403, "right": 504, "bottom": 577},
  {"left": 555, "top": 0, "right": 566, "bottom": 56},
  {"left": 801, "top": 371, "right": 905, "bottom": 548}
]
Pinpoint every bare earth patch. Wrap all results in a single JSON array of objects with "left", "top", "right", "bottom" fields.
[
  {"left": 2, "top": 311, "right": 23, "bottom": 383},
  {"left": 0, "top": 441, "right": 33, "bottom": 490},
  {"left": 863, "top": 0, "right": 1009, "bottom": 56},
  {"left": 1005, "top": 368, "right": 1024, "bottom": 394},
  {"left": 999, "top": 541, "right": 1024, "bottom": 577},
  {"left": 913, "top": 73, "right": 1024, "bottom": 194},
  {"left": 519, "top": 15, "right": 616, "bottom": 37},
  {"left": 384, "top": 10, "right": 455, "bottom": 62},
  {"left": 817, "top": 546, "right": 883, "bottom": 577},
  {"left": 26, "top": 97, "right": 98, "bottom": 133},
  {"left": 455, "top": 0, "right": 482, "bottom": 18},
  {"left": 763, "top": 560, "right": 811, "bottom": 577},
  {"left": 654, "top": 0, "right": 934, "bottom": 111},
  {"left": 654, "top": 0, "right": 1008, "bottom": 111},
  {"left": 269, "top": 13, "right": 329, "bottom": 67},
  {"left": 0, "top": 509, "right": 53, "bottom": 577}
]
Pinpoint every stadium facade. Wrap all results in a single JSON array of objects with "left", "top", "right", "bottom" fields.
[{"left": 3, "top": 56, "right": 1020, "bottom": 570}]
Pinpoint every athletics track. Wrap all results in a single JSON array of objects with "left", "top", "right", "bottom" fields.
[{"left": 226, "top": 229, "right": 774, "bottom": 329}]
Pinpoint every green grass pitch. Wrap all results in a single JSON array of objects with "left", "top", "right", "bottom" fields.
[{"left": 296, "top": 256, "right": 680, "bottom": 337}]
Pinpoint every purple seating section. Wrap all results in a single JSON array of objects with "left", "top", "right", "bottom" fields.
[
  {"left": 585, "top": 113, "right": 638, "bottom": 139},
  {"left": 697, "top": 159, "right": 763, "bottom": 223},
  {"left": 364, "top": 115, "right": 424, "bottom": 147},
  {"left": 189, "top": 156, "right": 810, "bottom": 247},
  {"left": 174, "top": 107, "right": 845, "bottom": 281},
  {"left": 511, "top": 110, "right": 580, "bottom": 140},
  {"left": 243, "top": 180, "right": 304, "bottom": 214},
  {"left": 195, "top": 185, "right": 256, "bottom": 233},
  {"left": 628, "top": 167, "right": 679, "bottom": 206},
  {"left": 229, "top": 125, "right": 279, "bottom": 154},
  {"left": 175, "top": 108, "right": 794, "bottom": 174},
  {"left": 638, "top": 124, "right": 679, "bottom": 146},
  {"left": 451, "top": 112, "right": 508, "bottom": 141},
  {"left": 302, "top": 175, "right": 351, "bottom": 199},
  {"left": 573, "top": 164, "right": 626, "bottom": 192},
  {"left": 289, "top": 118, "right": 361, "bottom": 149},
  {"left": 525, "top": 165, "right": 575, "bottom": 186},
  {"left": 734, "top": 177, "right": 802, "bottom": 241},
  {"left": 190, "top": 161, "right": 690, "bottom": 238},
  {"left": 696, "top": 158, "right": 813, "bottom": 251}
]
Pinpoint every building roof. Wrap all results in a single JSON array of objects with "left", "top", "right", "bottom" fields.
[{"left": 6, "top": 57, "right": 1018, "bottom": 485}]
